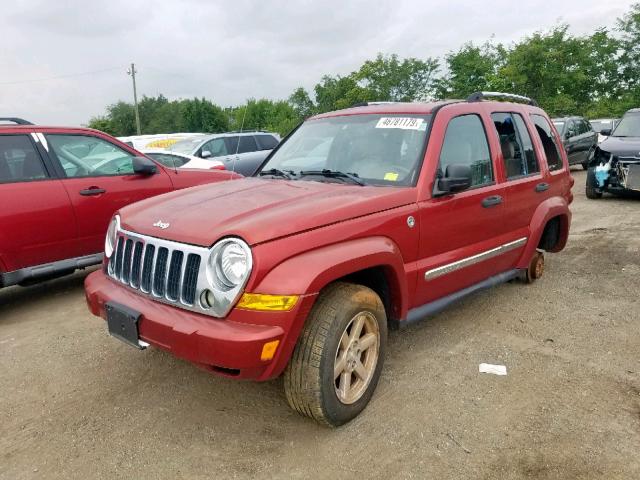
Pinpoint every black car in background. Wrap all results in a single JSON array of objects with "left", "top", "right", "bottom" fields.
[
  {"left": 552, "top": 116, "right": 598, "bottom": 169},
  {"left": 586, "top": 108, "right": 640, "bottom": 199}
]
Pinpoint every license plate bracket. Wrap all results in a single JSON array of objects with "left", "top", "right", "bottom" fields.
[{"left": 105, "top": 301, "right": 147, "bottom": 349}]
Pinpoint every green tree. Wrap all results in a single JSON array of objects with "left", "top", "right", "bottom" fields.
[
  {"left": 436, "top": 41, "right": 506, "bottom": 98},
  {"left": 87, "top": 116, "right": 115, "bottom": 135},
  {"left": 355, "top": 53, "right": 439, "bottom": 101},
  {"left": 497, "top": 26, "right": 594, "bottom": 116},
  {"left": 182, "top": 98, "right": 229, "bottom": 133},
  {"left": 288, "top": 87, "right": 316, "bottom": 118},
  {"left": 607, "top": 3, "right": 640, "bottom": 115}
]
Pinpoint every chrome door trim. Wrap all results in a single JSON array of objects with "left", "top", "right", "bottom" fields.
[{"left": 424, "top": 237, "right": 527, "bottom": 281}]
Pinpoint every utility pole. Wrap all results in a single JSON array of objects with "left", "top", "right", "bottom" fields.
[{"left": 127, "top": 63, "right": 141, "bottom": 135}]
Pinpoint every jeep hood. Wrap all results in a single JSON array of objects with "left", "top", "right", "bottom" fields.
[
  {"left": 599, "top": 136, "right": 640, "bottom": 156},
  {"left": 120, "top": 178, "right": 415, "bottom": 246}
]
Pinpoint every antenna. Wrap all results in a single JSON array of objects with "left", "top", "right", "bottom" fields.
[{"left": 232, "top": 105, "right": 247, "bottom": 174}]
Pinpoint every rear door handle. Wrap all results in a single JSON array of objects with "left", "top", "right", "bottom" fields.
[
  {"left": 79, "top": 187, "right": 106, "bottom": 196},
  {"left": 481, "top": 195, "right": 502, "bottom": 208},
  {"left": 535, "top": 182, "right": 549, "bottom": 192}
]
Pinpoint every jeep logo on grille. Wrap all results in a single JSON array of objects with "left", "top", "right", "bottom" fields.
[{"left": 153, "top": 220, "right": 170, "bottom": 229}]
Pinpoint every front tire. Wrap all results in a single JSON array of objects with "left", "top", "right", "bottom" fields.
[
  {"left": 284, "top": 282, "right": 387, "bottom": 427},
  {"left": 586, "top": 167, "right": 603, "bottom": 199}
]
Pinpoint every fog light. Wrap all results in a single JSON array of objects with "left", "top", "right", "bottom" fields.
[
  {"left": 261, "top": 340, "right": 280, "bottom": 361},
  {"left": 237, "top": 293, "right": 299, "bottom": 311},
  {"left": 200, "top": 289, "right": 215, "bottom": 309}
]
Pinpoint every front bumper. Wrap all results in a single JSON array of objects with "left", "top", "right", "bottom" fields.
[{"left": 85, "top": 270, "right": 315, "bottom": 380}]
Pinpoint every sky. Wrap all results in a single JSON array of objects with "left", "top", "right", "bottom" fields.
[{"left": 0, "top": 0, "right": 634, "bottom": 126}]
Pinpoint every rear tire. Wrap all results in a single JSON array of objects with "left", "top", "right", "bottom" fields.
[
  {"left": 284, "top": 282, "right": 387, "bottom": 427},
  {"left": 586, "top": 167, "right": 603, "bottom": 199}
]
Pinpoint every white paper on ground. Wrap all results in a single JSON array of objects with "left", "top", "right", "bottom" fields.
[{"left": 479, "top": 363, "right": 507, "bottom": 376}]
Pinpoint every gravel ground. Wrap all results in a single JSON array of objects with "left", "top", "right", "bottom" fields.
[{"left": 1, "top": 168, "right": 639, "bottom": 480}]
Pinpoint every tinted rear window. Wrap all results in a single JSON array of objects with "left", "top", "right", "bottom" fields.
[
  {"left": 0, "top": 135, "right": 48, "bottom": 183},
  {"left": 255, "top": 134, "right": 279, "bottom": 150}
]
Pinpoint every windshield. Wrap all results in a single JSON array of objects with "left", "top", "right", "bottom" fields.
[
  {"left": 553, "top": 121, "right": 565, "bottom": 133},
  {"left": 612, "top": 113, "right": 640, "bottom": 137},
  {"left": 260, "top": 114, "right": 431, "bottom": 186},
  {"left": 170, "top": 136, "right": 207, "bottom": 154}
]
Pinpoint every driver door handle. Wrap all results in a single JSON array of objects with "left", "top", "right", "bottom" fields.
[
  {"left": 481, "top": 195, "right": 502, "bottom": 208},
  {"left": 79, "top": 187, "right": 106, "bottom": 196}
]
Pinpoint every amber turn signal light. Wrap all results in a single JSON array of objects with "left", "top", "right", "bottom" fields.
[{"left": 237, "top": 293, "right": 298, "bottom": 311}]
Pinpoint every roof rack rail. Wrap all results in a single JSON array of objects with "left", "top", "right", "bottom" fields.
[
  {"left": 0, "top": 117, "right": 34, "bottom": 125},
  {"left": 466, "top": 92, "right": 538, "bottom": 107},
  {"left": 349, "top": 101, "right": 400, "bottom": 108},
  {"left": 224, "top": 129, "right": 267, "bottom": 134}
]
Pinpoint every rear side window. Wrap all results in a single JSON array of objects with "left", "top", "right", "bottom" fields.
[
  {"left": 0, "top": 135, "right": 48, "bottom": 183},
  {"left": 530, "top": 115, "right": 563, "bottom": 171},
  {"left": 438, "top": 114, "right": 493, "bottom": 187},
  {"left": 226, "top": 136, "right": 259, "bottom": 154},
  {"left": 255, "top": 134, "right": 278, "bottom": 150},
  {"left": 491, "top": 112, "right": 540, "bottom": 179}
]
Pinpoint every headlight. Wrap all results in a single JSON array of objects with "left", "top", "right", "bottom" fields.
[
  {"left": 105, "top": 215, "right": 120, "bottom": 258},
  {"left": 206, "top": 237, "right": 252, "bottom": 292},
  {"left": 216, "top": 242, "right": 249, "bottom": 287}
]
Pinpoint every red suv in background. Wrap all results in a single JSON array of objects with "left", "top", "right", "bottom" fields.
[
  {"left": 85, "top": 93, "right": 573, "bottom": 426},
  {"left": 0, "top": 118, "right": 238, "bottom": 288}
]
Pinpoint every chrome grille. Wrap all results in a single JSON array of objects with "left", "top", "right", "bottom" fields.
[{"left": 107, "top": 229, "right": 208, "bottom": 310}]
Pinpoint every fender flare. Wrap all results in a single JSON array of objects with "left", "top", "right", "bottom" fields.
[
  {"left": 517, "top": 196, "right": 571, "bottom": 268},
  {"left": 254, "top": 236, "right": 410, "bottom": 320}
]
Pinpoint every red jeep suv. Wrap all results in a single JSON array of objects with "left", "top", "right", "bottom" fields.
[
  {"left": 0, "top": 118, "right": 238, "bottom": 288},
  {"left": 85, "top": 93, "right": 573, "bottom": 426}
]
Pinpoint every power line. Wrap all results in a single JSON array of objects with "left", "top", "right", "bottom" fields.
[{"left": 0, "top": 67, "right": 122, "bottom": 86}]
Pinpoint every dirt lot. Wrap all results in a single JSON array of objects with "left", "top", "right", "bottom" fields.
[{"left": 1, "top": 169, "right": 639, "bottom": 480}]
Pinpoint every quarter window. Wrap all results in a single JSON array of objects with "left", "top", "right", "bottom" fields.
[
  {"left": 0, "top": 135, "right": 48, "bottom": 183},
  {"left": 491, "top": 112, "right": 540, "bottom": 178},
  {"left": 530, "top": 115, "right": 563, "bottom": 171},
  {"left": 438, "top": 115, "right": 493, "bottom": 187},
  {"left": 47, "top": 135, "right": 136, "bottom": 177}
]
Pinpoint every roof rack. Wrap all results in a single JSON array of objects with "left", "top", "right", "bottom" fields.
[
  {"left": 349, "top": 101, "right": 401, "bottom": 108},
  {"left": 467, "top": 92, "right": 538, "bottom": 107},
  {"left": 0, "top": 117, "right": 34, "bottom": 125},
  {"left": 223, "top": 129, "right": 268, "bottom": 134}
]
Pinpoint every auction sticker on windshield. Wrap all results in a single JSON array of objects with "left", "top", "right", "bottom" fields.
[{"left": 376, "top": 117, "right": 425, "bottom": 130}]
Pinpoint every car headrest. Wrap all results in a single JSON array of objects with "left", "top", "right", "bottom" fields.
[{"left": 500, "top": 138, "right": 515, "bottom": 160}]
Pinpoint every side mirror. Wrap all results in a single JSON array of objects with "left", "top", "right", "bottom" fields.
[
  {"left": 133, "top": 156, "right": 157, "bottom": 175},
  {"left": 201, "top": 150, "right": 212, "bottom": 159},
  {"left": 564, "top": 132, "right": 571, "bottom": 140},
  {"left": 437, "top": 164, "right": 472, "bottom": 194},
  {"left": 600, "top": 128, "right": 611, "bottom": 136}
]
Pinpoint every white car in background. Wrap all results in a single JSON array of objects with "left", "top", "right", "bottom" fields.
[
  {"left": 140, "top": 149, "right": 226, "bottom": 171},
  {"left": 118, "top": 133, "right": 204, "bottom": 151}
]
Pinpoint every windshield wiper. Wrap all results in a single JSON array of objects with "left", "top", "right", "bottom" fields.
[
  {"left": 258, "top": 168, "right": 295, "bottom": 180},
  {"left": 298, "top": 169, "right": 366, "bottom": 186}
]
